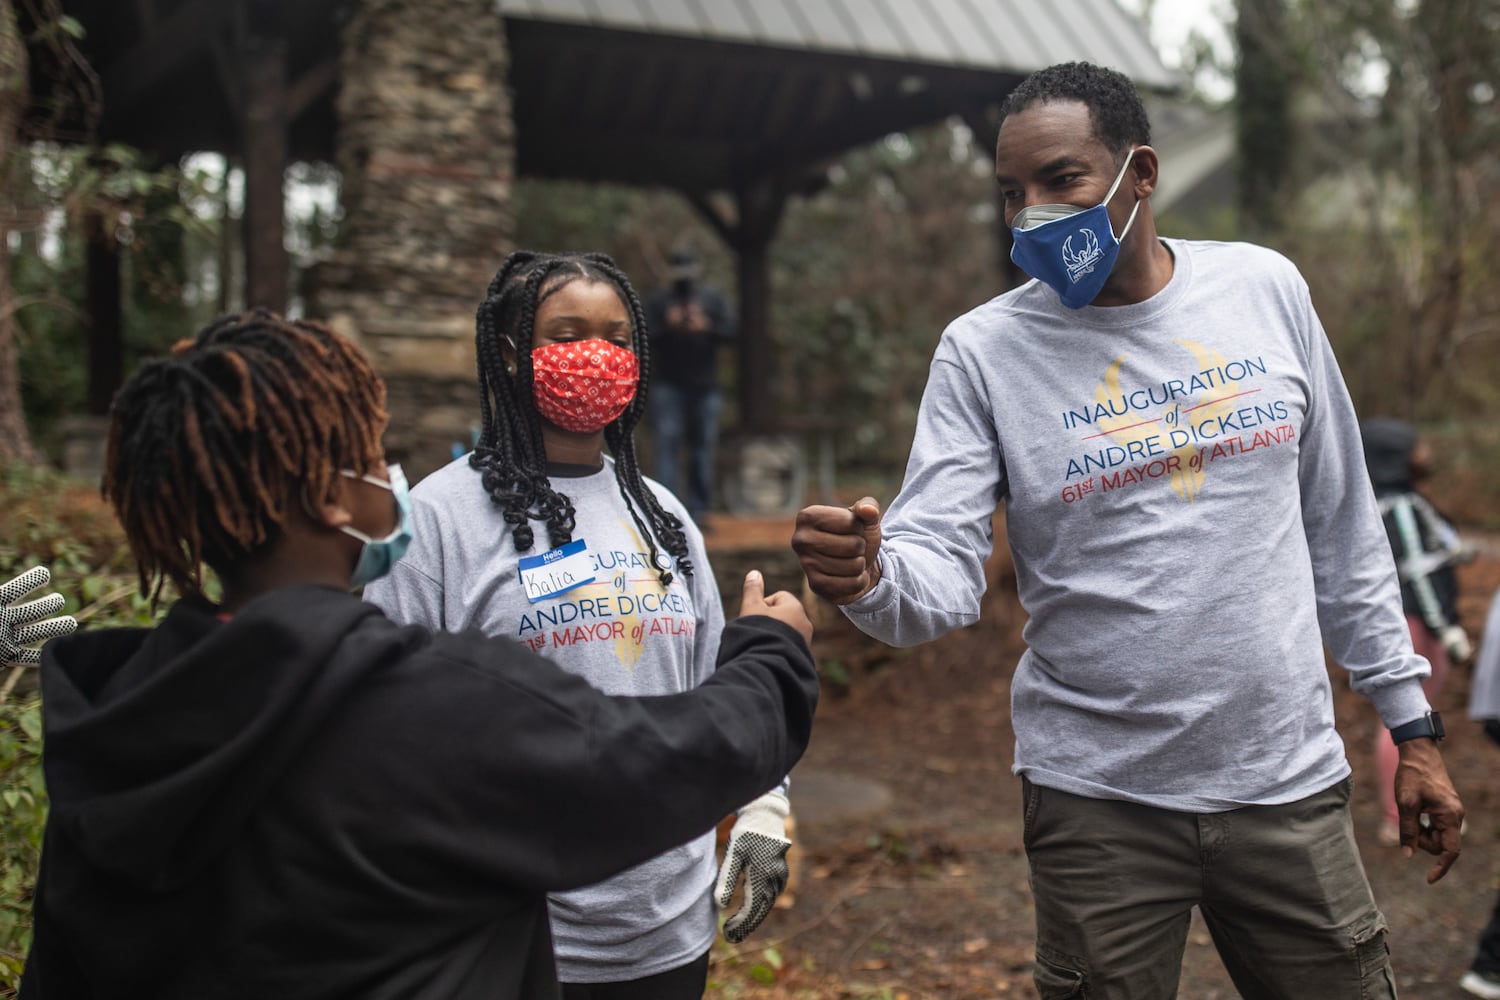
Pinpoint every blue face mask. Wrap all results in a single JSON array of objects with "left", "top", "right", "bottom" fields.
[
  {"left": 338, "top": 463, "right": 413, "bottom": 588},
  {"left": 1009, "top": 148, "right": 1141, "bottom": 309}
]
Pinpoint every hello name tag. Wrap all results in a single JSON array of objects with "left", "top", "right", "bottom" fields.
[{"left": 518, "top": 539, "right": 596, "bottom": 603}]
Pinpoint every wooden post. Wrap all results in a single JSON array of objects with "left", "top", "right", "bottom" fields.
[
  {"left": 217, "top": 156, "right": 235, "bottom": 313},
  {"left": 85, "top": 211, "right": 123, "bottom": 415},
  {"left": 730, "top": 177, "right": 787, "bottom": 428},
  {"left": 735, "top": 242, "right": 770, "bottom": 427},
  {"left": 240, "top": 37, "right": 288, "bottom": 311}
]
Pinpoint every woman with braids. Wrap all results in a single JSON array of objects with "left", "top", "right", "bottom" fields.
[
  {"left": 364, "top": 251, "right": 794, "bottom": 999},
  {"left": 21, "top": 309, "right": 818, "bottom": 1000}
]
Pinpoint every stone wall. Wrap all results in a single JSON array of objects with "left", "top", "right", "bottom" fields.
[{"left": 309, "top": 0, "right": 514, "bottom": 482}]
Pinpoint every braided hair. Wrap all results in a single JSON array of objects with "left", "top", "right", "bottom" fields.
[
  {"left": 471, "top": 250, "right": 692, "bottom": 586},
  {"left": 102, "top": 309, "right": 388, "bottom": 603}
]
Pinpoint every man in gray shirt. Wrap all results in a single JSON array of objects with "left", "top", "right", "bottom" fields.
[{"left": 793, "top": 61, "right": 1463, "bottom": 999}]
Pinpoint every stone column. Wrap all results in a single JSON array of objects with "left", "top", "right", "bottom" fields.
[{"left": 310, "top": 0, "right": 514, "bottom": 482}]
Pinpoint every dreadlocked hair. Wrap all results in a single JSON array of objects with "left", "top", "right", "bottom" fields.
[
  {"left": 470, "top": 250, "right": 692, "bottom": 586},
  {"left": 102, "top": 308, "right": 388, "bottom": 604}
]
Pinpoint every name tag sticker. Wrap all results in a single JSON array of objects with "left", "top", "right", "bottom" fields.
[{"left": 518, "top": 539, "right": 596, "bottom": 603}]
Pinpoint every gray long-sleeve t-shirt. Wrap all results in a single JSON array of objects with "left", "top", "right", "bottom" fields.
[
  {"left": 365, "top": 457, "right": 724, "bottom": 982},
  {"left": 843, "top": 238, "right": 1431, "bottom": 811},
  {"left": 1467, "top": 589, "right": 1500, "bottom": 721}
]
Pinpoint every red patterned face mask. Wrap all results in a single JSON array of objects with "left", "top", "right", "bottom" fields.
[{"left": 529, "top": 339, "right": 640, "bottom": 433}]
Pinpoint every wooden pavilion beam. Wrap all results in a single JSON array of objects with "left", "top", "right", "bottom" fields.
[
  {"left": 733, "top": 192, "right": 785, "bottom": 428},
  {"left": 745, "top": 87, "right": 965, "bottom": 178},
  {"left": 515, "top": 131, "right": 736, "bottom": 189},
  {"left": 707, "top": 177, "right": 789, "bottom": 429},
  {"left": 100, "top": 0, "right": 234, "bottom": 115},
  {"left": 287, "top": 59, "right": 337, "bottom": 119},
  {"left": 210, "top": 35, "right": 243, "bottom": 113},
  {"left": 240, "top": 36, "right": 289, "bottom": 311},
  {"left": 130, "top": 0, "right": 157, "bottom": 30},
  {"left": 615, "top": 51, "right": 671, "bottom": 129},
  {"left": 757, "top": 68, "right": 819, "bottom": 145}
]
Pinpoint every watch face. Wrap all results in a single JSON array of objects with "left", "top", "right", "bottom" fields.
[{"left": 1430, "top": 711, "right": 1446, "bottom": 740}]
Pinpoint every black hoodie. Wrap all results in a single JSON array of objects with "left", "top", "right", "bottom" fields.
[{"left": 21, "top": 585, "right": 817, "bottom": 999}]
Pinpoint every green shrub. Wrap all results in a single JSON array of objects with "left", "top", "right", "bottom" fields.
[
  {"left": 0, "top": 461, "right": 168, "bottom": 993},
  {"left": 0, "top": 700, "right": 44, "bottom": 985}
]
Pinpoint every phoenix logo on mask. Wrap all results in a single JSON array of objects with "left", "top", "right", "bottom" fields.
[{"left": 1062, "top": 229, "right": 1104, "bottom": 282}]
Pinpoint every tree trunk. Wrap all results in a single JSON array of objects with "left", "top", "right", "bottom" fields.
[
  {"left": 1234, "top": 0, "right": 1291, "bottom": 236},
  {"left": 1413, "top": 0, "right": 1475, "bottom": 407},
  {"left": 0, "top": 0, "right": 41, "bottom": 465}
]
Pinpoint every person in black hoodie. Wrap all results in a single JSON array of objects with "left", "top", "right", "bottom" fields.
[
  {"left": 1361, "top": 416, "right": 1475, "bottom": 846},
  {"left": 20, "top": 309, "right": 819, "bottom": 1000}
]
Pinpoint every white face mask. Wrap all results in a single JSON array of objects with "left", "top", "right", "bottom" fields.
[
  {"left": 337, "top": 464, "right": 413, "bottom": 588},
  {"left": 1011, "top": 149, "right": 1140, "bottom": 232}
]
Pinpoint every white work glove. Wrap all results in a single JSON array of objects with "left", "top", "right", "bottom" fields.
[
  {"left": 1, "top": 567, "right": 78, "bottom": 666},
  {"left": 1439, "top": 624, "right": 1474, "bottom": 666},
  {"left": 713, "top": 789, "right": 792, "bottom": 943}
]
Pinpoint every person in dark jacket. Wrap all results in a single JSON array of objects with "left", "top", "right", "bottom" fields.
[
  {"left": 1361, "top": 416, "right": 1475, "bottom": 846},
  {"left": 20, "top": 310, "right": 818, "bottom": 1000},
  {"left": 644, "top": 247, "right": 735, "bottom": 525}
]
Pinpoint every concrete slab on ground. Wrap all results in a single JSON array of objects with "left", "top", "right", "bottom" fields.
[{"left": 788, "top": 768, "right": 894, "bottom": 829}]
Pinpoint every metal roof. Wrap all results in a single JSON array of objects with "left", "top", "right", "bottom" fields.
[
  {"left": 43, "top": 1, "right": 1178, "bottom": 187},
  {"left": 499, "top": 0, "right": 1178, "bottom": 193},
  {"left": 499, "top": 0, "right": 1179, "bottom": 91}
]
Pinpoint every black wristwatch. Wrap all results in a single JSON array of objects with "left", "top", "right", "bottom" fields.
[{"left": 1390, "top": 710, "right": 1445, "bottom": 745}]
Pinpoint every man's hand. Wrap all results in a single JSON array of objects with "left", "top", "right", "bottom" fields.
[
  {"left": 792, "top": 497, "right": 883, "bottom": 605},
  {"left": 737, "top": 570, "right": 813, "bottom": 646},
  {"left": 1393, "top": 737, "right": 1463, "bottom": 883},
  {"left": 714, "top": 790, "right": 792, "bottom": 943},
  {"left": 1, "top": 566, "right": 78, "bottom": 667}
]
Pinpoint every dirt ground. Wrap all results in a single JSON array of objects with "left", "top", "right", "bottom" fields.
[{"left": 701, "top": 514, "right": 1500, "bottom": 999}]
